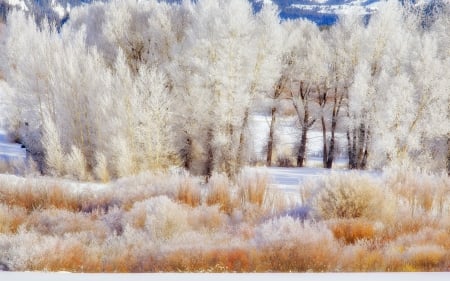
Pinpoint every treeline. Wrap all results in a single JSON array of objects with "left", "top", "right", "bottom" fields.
[{"left": 0, "top": 0, "right": 448, "bottom": 180}]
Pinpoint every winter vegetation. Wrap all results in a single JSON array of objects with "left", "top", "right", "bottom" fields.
[
  {"left": 0, "top": 168, "right": 449, "bottom": 272},
  {"left": 0, "top": 0, "right": 449, "bottom": 273},
  {"left": 0, "top": 0, "right": 448, "bottom": 178}
]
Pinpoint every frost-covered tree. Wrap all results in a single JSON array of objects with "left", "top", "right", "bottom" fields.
[
  {"left": 1, "top": 7, "right": 182, "bottom": 179},
  {"left": 347, "top": 1, "right": 449, "bottom": 171},
  {"left": 282, "top": 20, "right": 326, "bottom": 167},
  {"left": 171, "top": 0, "right": 280, "bottom": 176},
  {"left": 238, "top": 2, "right": 285, "bottom": 168},
  {"left": 317, "top": 15, "right": 368, "bottom": 169}
]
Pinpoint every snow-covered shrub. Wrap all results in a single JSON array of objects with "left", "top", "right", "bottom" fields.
[
  {"left": 65, "top": 145, "right": 89, "bottom": 181},
  {"left": 186, "top": 205, "right": 228, "bottom": 232},
  {"left": 253, "top": 217, "right": 339, "bottom": 271},
  {"left": 176, "top": 175, "right": 201, "bottom": 207},
  {"left": 206, "top": 173, "right": 235, "bottom": 214},
  {"left": 237, "top": 169, "right": 268, "bottom": 207},
  {"left": 313, "top": 173, "right": 389, "bottom": 220},
  {"left": 384, "top": 166, "right": 450, "bottom": 216},
  {"left": 0, "top": 204, "right": 26, "bottom": 234},
  {"left": 338, "top": 240, "right": 384, "bottom": 271},
  {"left": 132, "top": 196, "right": 190, "bottom": 241},
  {"left": 25, "top": 208, "right": 105, "bottom": 236}
]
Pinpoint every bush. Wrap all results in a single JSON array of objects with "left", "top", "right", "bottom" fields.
[
  {"left": 237, "top": 169, "right": 268, "bottom": 207},
  {"left": 206, "top": 173, "right": 235, "bottom": 214},
  {"left": 313, "top": 173, "right": 387, "bottom": 220},
  {"left": 177, "top": 176, "right": 201, "bottom": 207},
  {"left": 330, "top": 218, "right": 375, "bottom": 244}
]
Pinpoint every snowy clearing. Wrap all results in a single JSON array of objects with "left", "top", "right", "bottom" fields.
[{"left": 0, "top": 130, "right": 26, "bottom": 162}]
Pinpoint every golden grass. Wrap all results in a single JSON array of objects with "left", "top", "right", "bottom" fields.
[
  {"left": 0, "top": 169, "right": 449, "bottom": 272},
  {"left": 237, "top": 171, "right": 268, "bottom": 207},
  {"left": 206, "top": 174, "right": 235, "bottom": 214},
  {"left": 330, "top": 219, "right": 375, "bottom": 244},
  {"left": 0, "top": 204, "right": 27, "bottom": 233},
  {"left": 177, "top": 176, "right": 201, "bottom": 207}
]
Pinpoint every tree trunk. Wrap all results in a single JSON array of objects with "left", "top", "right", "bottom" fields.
[
  {"left": 182, "top": 137, "right": 192, "bottom": 171},
  {"left": 321, "top": 116, "right": 328, "bottom": 168},
  {"left": 326, "top": 118, "right": 337, "bottom": 169},
  {"left": 205, "top": 128, "right": 214, "bottom": 179},
  {"left": 297, "top": 125, "right": 308, "bottom": 167},
  {"left": 237, "top": 109, "right": 250, "bottom": 169},
  {"left": 347, "top": 129, "right": 356, "bottom": 169},
  {"left": 356, "top": 123, "right": 366, "bottom": 167},
  {"left": 267, "top": 107, "right": 277, "bottom": 166},
  {"left": 347, "top": 123, "right": 370, "bottom": 170},
  {"left": 326, "top": 117, "right": 337, "bottom": 169},
  {"left": 224, "top": 122, "right": 234, "bottom": 177}
]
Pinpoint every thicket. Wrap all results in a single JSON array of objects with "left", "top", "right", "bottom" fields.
[
  {"left": 0, "top": 0, "right": 448, "bottom": 179},
  {"left": 0, "top": 168, "right": 449, "bottom": 272}
]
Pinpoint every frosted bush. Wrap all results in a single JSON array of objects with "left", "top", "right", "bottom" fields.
[
  {"left": 101, "top": 206, "right": 125, "bottom": 235},
  {"left": 26, "top": 208, "right": 102, "bottom": 236},
  {"left": 254, "top": 216, "right": 334, "bottom": 245},
  {"left": 385, "top": 167, "right": 450, "bottom": 216},
  {"left": 313, "top": 173, "right": 390, "bottom": 220},
  {"left": 404, "top": 244, "right": 446, "bottom": 269},
  {"left": 0, "top": 204, "right": 26, "bottom": 234},
  {"left": 131, "top": 196, "right": 190, "bottom": 240},
  {"left": 65, "top": 145, "right": 89, "bottom": 181}
]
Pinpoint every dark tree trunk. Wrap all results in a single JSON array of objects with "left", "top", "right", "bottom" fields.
[
  {"left": 237, "top": 109, "right": 250, "bottom": 169},
  {"left": 324, "top": 86, "right": 344, "bottom": 169},
  {"left": 326, "top": 119, "right": 337, "bottom": 169},
  {"left": 225, "top": 122, "right": 234, "bottom": 177},
  {"left": 183, "top": 137, "right": 192, "bottom": 171},
  {"left": 321, "top": 116, "right": 328, "bottom": 168},
  {"left": 205, "top": 128, "right": 214, "bottom": 179},
  {"left": 347, "top": 129, "right": 356, "bottom": 169},
  {"left": 297, "top": 125, "right": 308, "bottom": 167},
  {"left": 267, "top": 107, "right": 277, "bottom": 166}
]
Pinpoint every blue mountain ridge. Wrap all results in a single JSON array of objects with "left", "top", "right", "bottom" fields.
[{"left": 0, "top": 0, "right": 446, "bottom": 25}]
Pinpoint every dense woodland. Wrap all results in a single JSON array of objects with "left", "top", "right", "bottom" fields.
[{"left": 0, "top": 0, "right": 449, "bottom": 180}]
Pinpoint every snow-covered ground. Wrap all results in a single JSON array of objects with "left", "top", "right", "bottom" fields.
[
  {"left": 0, "top": 85, "right": 26, "bottom": 166},
  {"left": 248, "top": 114, "right": 348, "bottom": 166}
]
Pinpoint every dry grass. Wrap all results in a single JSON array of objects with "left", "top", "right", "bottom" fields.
[
  {"left": 0, "top": 169, "right": 449, "bottom": 272},
  {"left": 0, "top": 204, "right": 27, "bottom": 234},
  {"left": 237, "top": 170, "right": 268, "bottom": 207},
  {"left": 177, "top": 176, "right": 201, "bottom": 207},
  {"left": 206, "top": 173, "right": 235, "bottom": 214},
  {"left": 330, "top": 219, "right": 376, "bottom": 244}
]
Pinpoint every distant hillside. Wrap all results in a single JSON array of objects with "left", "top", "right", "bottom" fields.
[{"left": 0, "top": 0, "right": 447, "bottom": 25}]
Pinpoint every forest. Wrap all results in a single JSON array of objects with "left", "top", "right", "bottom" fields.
[
  {"left": 0, "top": 0, "right": 449, "bottom": 273},
  {"left": 0, "top": 0, "right": 448, "bottom": 180}
]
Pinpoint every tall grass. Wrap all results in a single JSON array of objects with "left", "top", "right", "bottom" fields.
[{"left": 0, "top": 168, "right": 449, "bottom": 272}]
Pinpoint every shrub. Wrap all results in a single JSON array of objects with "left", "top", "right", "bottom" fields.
[
  {"left": 177, "top": 176, "right": 201, "bottom": 207},
  {"left": 330, "top": 219, "right": 375, "bottom": 244},
  {"left": 313, "top": 173, "right": 387, "bottom": 220},
  {"left": 206, "top": 173, "right": 235, "bottom": 214},
  {"left": 237, "top": 169, "right": 268, "bottom": 207},
  {"left": 385, "top": 167, "right": 450, "bottom": 216},
  {"left": 405, "top": 244, "right": 446, "bottom": 271},
  {"left": 0, "top": 204, "right": 27, "bottom": 234}
]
